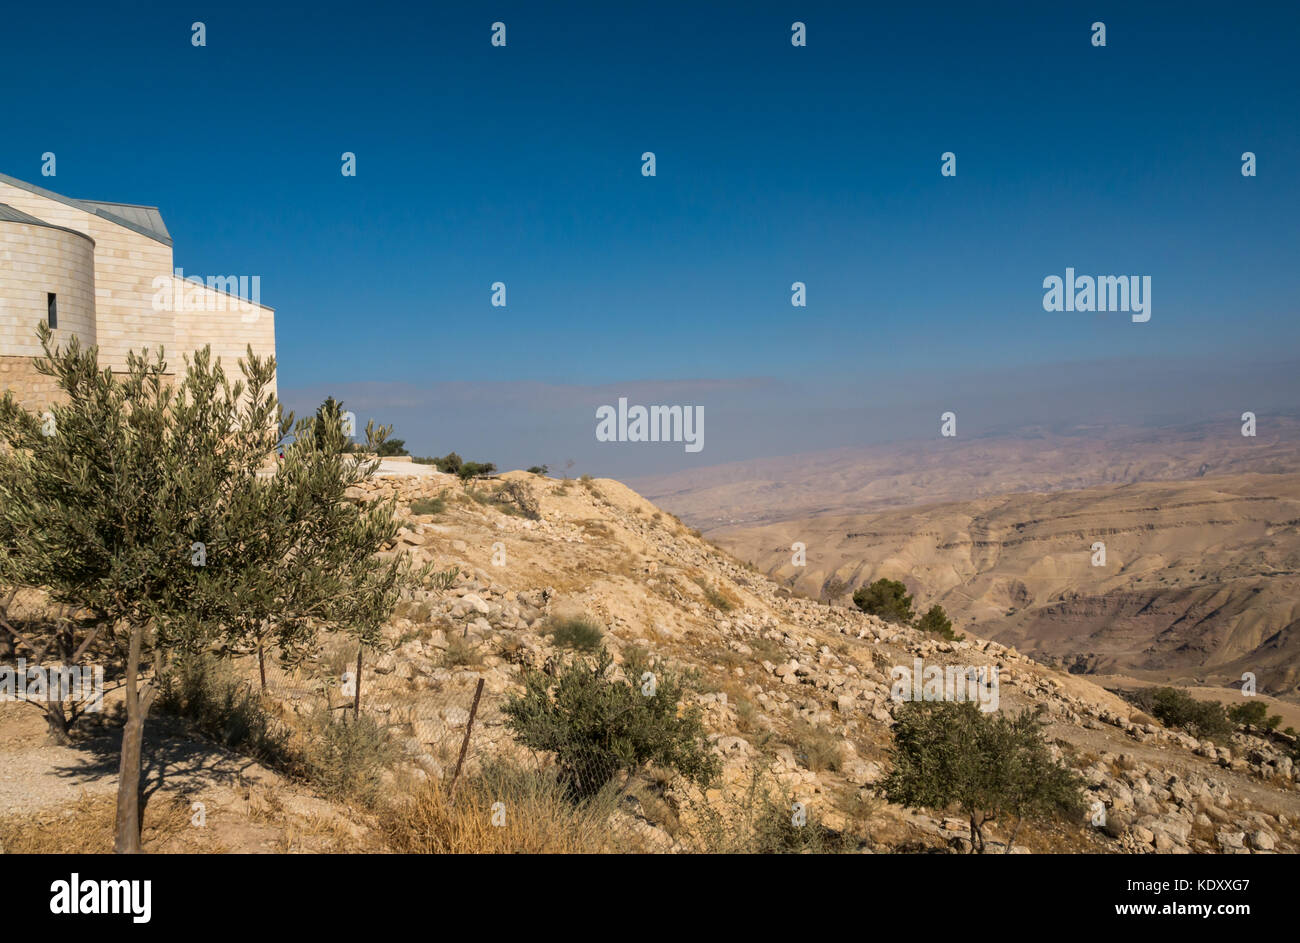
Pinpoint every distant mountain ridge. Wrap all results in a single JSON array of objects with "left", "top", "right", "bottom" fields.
[{"left": 634, "top": 419, "right": 1300, "bottom": 530}]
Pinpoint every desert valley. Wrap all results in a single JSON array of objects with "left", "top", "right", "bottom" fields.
[{"left": 638, "top": 420, "right": 1300, "bottom": 702}]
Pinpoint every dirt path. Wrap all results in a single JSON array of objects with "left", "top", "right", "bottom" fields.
[{"left": 0, "top": 702, "right": 378, "bottom": 853}]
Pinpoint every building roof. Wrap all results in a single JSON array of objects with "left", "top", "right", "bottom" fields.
[
  {"left": 0, "top": 172, "right": 172, "bottom": 247},
  {"left": 76, "top": 200, "right": 170, "bottom": 243},
  {"left": 0, "top": 202, "right": 97, "bottom": 243},
  {"left": 0, "top": 203, "right": 48, "bottom": 225}
]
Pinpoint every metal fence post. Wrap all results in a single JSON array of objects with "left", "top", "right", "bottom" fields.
[{"left": 449, "top": 676, "right": 486, "bottom": 801}]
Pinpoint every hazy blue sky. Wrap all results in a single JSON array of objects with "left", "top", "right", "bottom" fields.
[{"left": 2, "top": 1, "right": 1297, "bottom": 475}]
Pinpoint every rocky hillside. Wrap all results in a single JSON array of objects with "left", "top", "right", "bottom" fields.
[{"left": 345, "top": 466, "right": 1300, "bottom": 853}]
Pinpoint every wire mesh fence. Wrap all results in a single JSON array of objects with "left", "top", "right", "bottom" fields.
[
  {"left": 244, "top": 643, "right": 495, "bottom": 788},
  {"left": 235, "top": 641, "right": 717, "bottom": 852}
]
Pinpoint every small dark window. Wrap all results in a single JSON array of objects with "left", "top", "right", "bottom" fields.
[{"left": 47, "top": 293, "right": 57, "bottom": 329}]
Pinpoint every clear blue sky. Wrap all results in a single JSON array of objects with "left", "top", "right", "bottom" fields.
[{"left": 3, "top": 1, "right": 1297, "bottom": 474}]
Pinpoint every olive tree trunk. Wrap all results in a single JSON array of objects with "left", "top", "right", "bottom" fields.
[{"left": 113, "top": 621, "right": 158, "bottom": 854}]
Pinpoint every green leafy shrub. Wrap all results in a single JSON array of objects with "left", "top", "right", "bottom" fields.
[
  {"left": 373, "top": 437, "right": 409, "bottom": 456},
  {"left": 502, "top": 648, "right": 719, "bottom": 801},
  {"left": 1227, "top": 700, "right": 1281, "bottom": 730},
  {"left": 458, "top": 461, "right": 496, "bottom": 481},
  {"left": 883, "top": 701, "right": 1085, "bottom": 853},
  {"left": 412, "top": 452, "right": 473, "bottom": 474},
  {"left": 434, "top": 452, "right": 462, "bottom": 474},
  {"left": 1128, "top": 687, "right": 1233, "bottom": 740},
  {"left": 916, "top": 604, "right": 961, "bottom": 641},
  {"left": 312, "top": 396, "right": 354, "bottom": 452},
  {"left": 852, "top": 579, "right": 915, "bottom": 624}
]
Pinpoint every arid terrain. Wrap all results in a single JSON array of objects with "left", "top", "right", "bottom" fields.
[
  {"left": 3, "top": 464, "right": 1298, "bottom": 854},
  {"left": 709, "top": 473, "right": 1300, "bottom": 694},
  {"left": 638, "top": 423, "right": 1300, "bottom": 701}
]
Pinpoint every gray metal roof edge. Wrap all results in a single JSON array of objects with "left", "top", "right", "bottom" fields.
[
  {"left": 75, "top": 198, "right": 164, "bottom": 211},
  {"left": 76, "top": 200, "right": 171, "bottom": 241},
  {"left": 0, "top": 172, "right": 173, "bottom": 247},
  {"left": 171, "top": 272, "right": 276, "bottom": 314},
  {"left": 0, "top": 202, "right": 98, "bottom": 245},
  {"left": 84, "top": 207, "right": 173, "bottom": 247}
]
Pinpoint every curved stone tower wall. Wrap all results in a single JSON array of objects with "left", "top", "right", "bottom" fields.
[{"left": 0, "top": 217, "right": 96, "bottom": 408}]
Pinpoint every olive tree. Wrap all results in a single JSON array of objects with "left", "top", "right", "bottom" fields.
[
  {"left": 883, "top": 700, "right": 1085, "bottom": 853},
  {"left": 0, "top": 325, "right": 423, "bottom": 852}
]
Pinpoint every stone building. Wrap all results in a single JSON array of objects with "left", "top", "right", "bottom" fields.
[{"left": 0, "top": 172, "right": 275, "bottom": 409}]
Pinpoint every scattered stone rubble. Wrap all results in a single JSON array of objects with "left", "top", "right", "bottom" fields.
[{"left": 342, "top": 469, "right": 1300, "bottom": 853}]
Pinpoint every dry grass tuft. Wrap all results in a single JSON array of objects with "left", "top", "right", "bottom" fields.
[
  {"left": 0, "top": 792, "right": 194, "bottom": 854},
  {"left": 690, "top": 573, "right": 741, "bottom": 612},
  {"left": 379, "top": 762, "right": 622, "bottom": 853}
]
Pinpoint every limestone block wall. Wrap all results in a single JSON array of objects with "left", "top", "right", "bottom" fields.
[
  {"left": 85, "top": 211, "right": 175, "bottom": 369},
  {"left": 0, "top": 179, "right": 175, "bottom": 371},
  {"left": 0, "top": 217, "right": 97, "bottom": 357},
  {"left": 171, "top": 276, "right": 277, "bottom": 397},
  {"left": 0, "top": 355, "right": 65, "bottom": 409}
]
